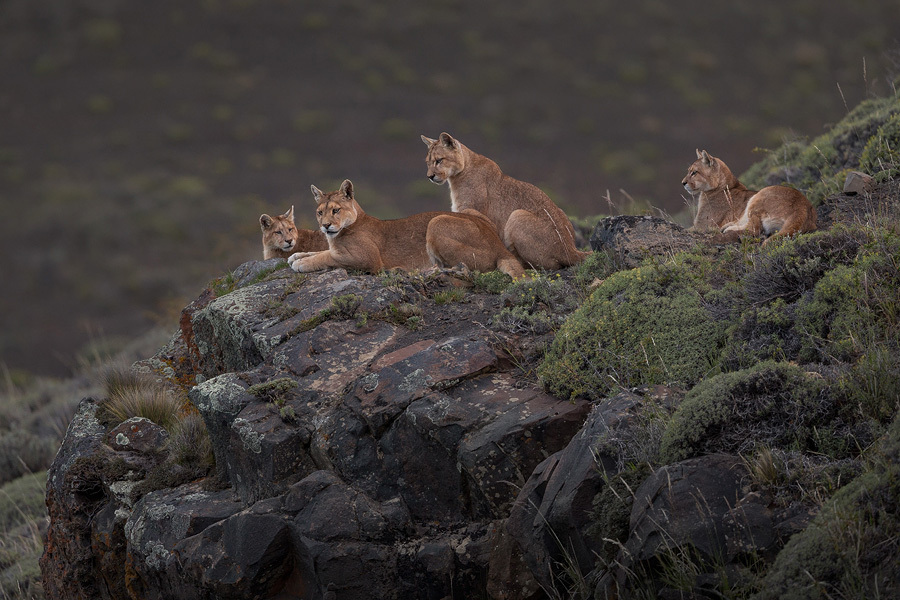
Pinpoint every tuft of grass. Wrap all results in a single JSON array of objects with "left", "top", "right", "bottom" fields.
[
  {"left": 433, "top": 287, "right": 466, "bottom": 304},
  {"left": 165, "top": 413, "right": 214, "bottom": 469},
  {"left": 472, "top": 270, "right": 515, "bottom": 294},
  {"left": 98, "top": 365, "right": 181, "bottom": 430}
]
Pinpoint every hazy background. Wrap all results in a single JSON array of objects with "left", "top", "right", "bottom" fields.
[{"left": 1, "top": 0, "right": 898, "bottom": 377}]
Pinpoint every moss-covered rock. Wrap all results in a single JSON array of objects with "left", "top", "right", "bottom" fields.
[
  {"left": 659, "top": 362, "right": 834, "bottom": 463},
  {"left": 539, "top": 256, "right": 726, "bottom": 400},
  {"left": 752, "top": 415, "right": 900, "bottom": 600},
  {"left": 742, "top": 93, "right": 900, "bottom": 204}
]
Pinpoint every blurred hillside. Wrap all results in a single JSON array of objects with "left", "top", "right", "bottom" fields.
[{"left": 1, "top": 0, "right": 899, "bottom": 376}]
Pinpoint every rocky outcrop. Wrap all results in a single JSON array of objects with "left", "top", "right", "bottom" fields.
[{"left": 42, "top": 263, "right": 593, "bottom": 600}]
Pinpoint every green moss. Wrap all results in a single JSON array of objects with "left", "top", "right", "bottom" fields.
[
  {"left": 741, "top": 93, "right": 900, "bottom": 204},
  {"left": 539, "top": 258, "right": 725, "bottom": 400},
  {"left": 752, "top": 416, "right": 900, "bottom": 600},
  {"left": 330, "top": 293, "right": 363, "bottom": 319},
  {"left": 659, "top": 362, "right": 833, "bottom": 464},
  {"left": 211, "top": 272, "right": 237, "bottom": 297}
]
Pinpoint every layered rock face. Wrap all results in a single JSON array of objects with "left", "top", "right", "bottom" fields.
[{"left": 41, "top": 263, "right": 594, "bottom": 600}]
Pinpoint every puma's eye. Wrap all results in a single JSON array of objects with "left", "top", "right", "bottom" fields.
[
  {"left": 690, "top": 171, "right": 697, "bottom": 176},
  {"left": 435, "top": 158, "right": 443, "bottom": 165},
  {"left": 317, "top": 210, "right": 322, "bottom": 216},
  {"left": 332, "top": 208, "right": 340, "bottom": 215}
]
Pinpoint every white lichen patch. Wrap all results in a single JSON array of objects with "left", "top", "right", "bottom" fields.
[
  {"left": 192, "top": 374, "right": 247, "bottom": 416},
  {"left": 400, "top": 368, "right": 433, "bottom": 394},
  {"left": 109, "top": 480, "right": 139, "bottom": 507},
  {"left": 232, "top": 417, "right": 263, "bottom": 453},
  {"left": 115, "top": 432, "right": 131, "bottom": 446}
]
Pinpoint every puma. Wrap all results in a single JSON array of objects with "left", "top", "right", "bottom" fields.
[
  {"left": 422, "top": 132, "right": 588, "bottom": 270},
  {"left": 259, "top": 206, "right": 328, "bottom": 259},
  {"left": 288, "top": 180, "right": 525, "bottom": 278}
]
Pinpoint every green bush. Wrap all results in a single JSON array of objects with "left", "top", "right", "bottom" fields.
[
  {"left": 166, "top": 413, "right": 214, "bottom": 469},
  {"left": 539, "top": 258, "right": 726, "bottom": 400},
  {"left": 721, "top": 299, "right": 799, "bottom": 370},
  {"left": 752, "top": 415, "right": 900, "bottom": 600},
  {"left": 659, "top": 362, "right": 835, "bottom": 464},
  {"left": 860, "top": 112, "right": 900, "bottom": 181},
  {"left": 741, "top": 94, "right": 900, "bottom": 204}
]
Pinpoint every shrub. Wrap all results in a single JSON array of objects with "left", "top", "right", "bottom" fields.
[
  {"left": 573, "top": 249, "right": 619, "bottom": 291},
  {"left": 741, "top": 94, "right": 900, "bottom": 204},
  {"left": 492, "top": 273, "right": 577, "bottom": 336},
  {"left": 0, "top": 432, "right": 55, "bottom": 486},
  {"left": 752, "top": 415, "right": 900, "bottom": 600},
  {"left": 721, "top": 299, "right": 800, "bottom": 370},
  {"left": 246, "top": 377, "right": 298, "bottom": 406},
  {"left": 472, "top": 270, "right": 515, "bottom": 294},
  {"left": 860, "top": 112, "right": 900, "bottom": 181},
  {"left": 659, "top": 362, "right": 834, "bottom": 464},
  {"left": 741, "top": 227, "right": 862, "bottom": 307},
  {"left": 539, "top": 259, "right": 726, "bottom": 400}
]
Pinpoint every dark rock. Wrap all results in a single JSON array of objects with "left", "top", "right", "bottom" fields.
[
  {"left": 41, "top": 398, "right": 112, "bottom": 600},
  {"left": 589, "top": 215, "right": 698, "bottom": 268},
  {"left": 489, "top": 386, "right": 680, "bottom": 598},
  {"left": 107, "top": 417, "right": 169, "bottom": 453}
]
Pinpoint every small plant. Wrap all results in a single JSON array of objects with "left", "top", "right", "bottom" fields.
[
  {"left": 246, "top": 377, "right": 298, "bottom": 407},
  {"left": 385, "top": 302, "right": 424, "bottom": 330},
  {"left": 433, "top": 287, "right": 466, "bottom": 304},
  {"left": 472, "top": 270, "right": 515, "bottom": 294},
  {"left": 211, "top": 271, "right": 237, "bottom": 297},
  {"left": 330, "top": 293, "right": 363, "bottom": 320}
]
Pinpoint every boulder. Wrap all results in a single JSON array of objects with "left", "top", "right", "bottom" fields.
[{"left": 589, "top": 215, "right": 698, "bottom": 268}]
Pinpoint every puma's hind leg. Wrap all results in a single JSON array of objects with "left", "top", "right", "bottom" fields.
[
  {"left": 504, "top": 209, "right": 587, "bottom": 270},
  {"left": 426, "top": 215, "right": 525, "bottom": 278}
]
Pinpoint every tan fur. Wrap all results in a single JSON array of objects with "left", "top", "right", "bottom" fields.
[
  {"left": 683, "top": 149, "right": 817, "bottom": 243},
  {"left": 682, "top": 149, "right": 755, "bottom": 231},
  {"left": 288, "top": 180, "right": 525, "bottom": 278},
  {"left": 421, "top": 132, "right": 588, "bottom": 270},
  {"left": 259, "top": 206, "right": 328, "bottom": 259},
  {"left": 723, "top": 187, "right": 817, "bottom": 246}
]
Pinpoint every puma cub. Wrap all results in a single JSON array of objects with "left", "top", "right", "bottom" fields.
[
  {"left": 259, "top": 206, "right": 328, "bottom": 259},
  {"left": 288, "top": 180, "right": 525, "bottom": 278},
  {"left": 421, "top": 132, "right": 588, "bottom": 270},
  {"left": 683, "top": 150, "right": 816, "bottom": 243}
]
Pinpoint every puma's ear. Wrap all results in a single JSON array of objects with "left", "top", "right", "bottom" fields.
[
  {"left": 421, "top": 134, "right": 436, "bottom": 147},
  {"left": 311, "top": 185, "right": 323, "bottom": 203},
  {"left": 340, "top": 179, "right": 354, "bottom": 199},
  {"left": 282, "top": 205, "right": 294, "bottom": 220},
  {"left": 695, "top": 148, "right": 703, "bottom": 160},
  {"left": 701, "top": 150, "right": 714, "bottom": 166},
  {"left": 260, "top": 214, "right": 273, "bottom": 229},
  {"left": 439, "top": 132, "right": 456, "bottom": 149}
]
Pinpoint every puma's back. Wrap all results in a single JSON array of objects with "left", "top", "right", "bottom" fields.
[{"left": 421, "top": 132, "right": 587, "bottom": 269}]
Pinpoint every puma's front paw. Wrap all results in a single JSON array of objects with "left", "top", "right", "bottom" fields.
[{"left": 288, "top": 251, "right": 315, "bottom": 263}]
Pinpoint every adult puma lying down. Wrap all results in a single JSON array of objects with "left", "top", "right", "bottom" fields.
[
  {"left": 422, "top": 132, "right": 588, "bottom": 270},
  {"left": 288, "top": 180, "right": 525, "bottom": 278}
]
